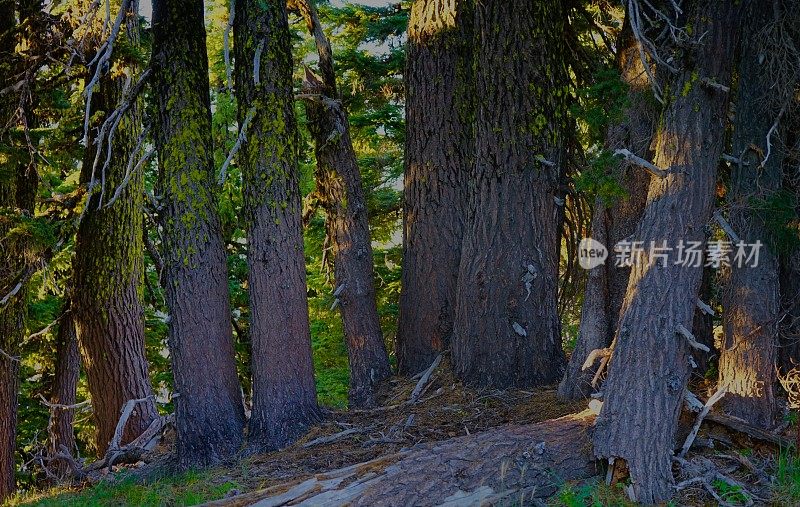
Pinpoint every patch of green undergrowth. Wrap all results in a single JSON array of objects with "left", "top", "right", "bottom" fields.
[
  {"left": 551, "top": 481, "right": 637, "bottom": 507},
  {"left": 775, "top": 449, "right": 800, "bottom": 503},
  {"left": 8, "top": 470, "right": 239, "bottom": 507}
]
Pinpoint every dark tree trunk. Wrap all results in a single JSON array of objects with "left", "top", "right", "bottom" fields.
[
  {"left": 47, "top": 311, "right": 80, "bottom": 478},
  {"left": 718, "top": 2, "right": 783, "bottom": 429},
  {"left": 73, "top": 9, "right": 158, "bottom": 455},
  {"left": 780, "top": 249, "right": 800, "bottom": 370},
  {"left": 234, "top": 0, "right": 320, "bottom": 449},
  {"left": 452, "top": 0, "right": 568, "bottom": 388},
  {"left": 0, "top": 0, "right": 37, "bottom": 497},
  {"left": 292, "top": 0, "right": 391, "bottom": 409},
  {"left": 152, "top": 0, "right": 245, "bottom": 466},
  {"left": 558, "top": 20, "right": 656, "bottom": 400},
  {"left": 396, "top": 0, "right": 474, "bottom": 375},
  {"left": 691, "top": 265, "right": 715, "bottom": 376},
  {"left": 592, "top": 1, "right": 742, "bottom": 503}
]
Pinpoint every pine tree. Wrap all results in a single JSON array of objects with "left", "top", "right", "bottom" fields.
[
  {"left": 396, "top": 0, "right": 473, "bottom": 375},
  {"left": 151, "top": 0, "right": 245, "bottom": 466},
  {"left": 234, "top": 0, "right": 321, "bottom": 448}
]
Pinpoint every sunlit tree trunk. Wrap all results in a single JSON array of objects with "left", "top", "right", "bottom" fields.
[
  {"left": 291, "top": 0, "right": 391, "bottom": 408},
  {"left": 452, "top": 0, "right": 569, "bottom": 387},
  {"left": 718, "top": 2, "right": 785, "bottom": 428},
  {"left": 593, "top": 1, "right": 743, "bottom": 502},
  {"left": 152, "top": 0, "right": 245, "bottom": 466},
  {"left": 558, "top": 19, "right": 656, "bottom": 400},
  {"left": 396, "top": 0, "right": 474, "bottom": 375},
  {"left": 47, "top": 311, "right": 80, "bottom": 478},
  {"left": 73, "top": 4, "right": 158, "bottom": 455},
  {"left": 234, "top": 0, "right": 321, "bottom": 448}
]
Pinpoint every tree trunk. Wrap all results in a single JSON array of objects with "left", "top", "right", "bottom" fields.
[
  {"left": 396, "top": 0, "right": 474, "bottom": 376},
  {"left": 558, "top": 19, "right": 656, "bottom": 400},
  {"left": 292, "top": 0, "right": 391, "bottom": 409},
  {"left": 0, "top": 0, "right": 36, "bottom": 497},
  {"left": 452, "top": 0, "right": 569, "bottom": 388},
  {"left": 47, "top": 311, "right": 80, "bottom": 478},
  {"left": 718, "top": 2, "right": 784, "bottom": 429},
  {"left": 234, "top": 0, "right": 320, "bottom": 449},
  {"left": 152, "top": 0, "right": 245, "bottom": 466},
  {"left": 73, "top": 7, "right": 158, "bottom": 455},
  {"left": 208, "top": 411, "right": 599, "bottom": 507},
  {"left": 592, "top": 1, "right": 742, "bottom": 503}
]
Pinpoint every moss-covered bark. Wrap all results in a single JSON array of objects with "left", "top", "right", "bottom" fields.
[
  {"left": 152, "top": 0, "right": 245, "bottom": 466},
  {"left": 72, "top": 7, "right": 157, "bottom": 455},
  {"left": 234, "top": 0, "right": 321, "bottom": 449},
  {"left": 397, "top": 0, "right": 474, "bottom": 376},
  {"left": 452, "top": 0, "right": 569, "bottom": 388}
]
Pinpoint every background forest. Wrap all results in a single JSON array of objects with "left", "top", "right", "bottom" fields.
[{"left": 2, "top": 0, "right": 800, "bottom": 505}]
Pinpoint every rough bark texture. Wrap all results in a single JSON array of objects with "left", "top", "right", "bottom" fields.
[
  {"left": 73, "top": 10, "right": 158, "bottom": 455},
  {"left": 152, "top": 0, "right": 245, "bottom": 466},
  {"left": 208, "top": 411, "right": 599, "bottom": 507},
  {"left": 558, "top": 20, "right": 656, "bottom": 400},
  {"left": 452, "top": 0, "right": 568, "bottom": 388},
  {"left": 235, "top": 0, "right": 320, "bottom": 449},
  {"left": 0, "top": 1, "right": 36, "bottom": 497},
  {"left": 47, "top": 311, "right": 80, "bottom": 478},
  {"left": 396, "top": 0, "right": 474, "bottom": 375},
  {"left": 718, "top": 3, "right": 782, "bottom": 429},
  {"left": 593, "top": 1, "right": 742, "bottom": 503},
  {"left": 293, "top": 0, "right": 391, "bottom": 409}
]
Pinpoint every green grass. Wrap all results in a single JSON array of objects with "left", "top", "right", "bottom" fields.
[
  {"left": 550, "top": 481, "right": 637, "bottom": 507},
  {"left": 775, "top": 449, "right": 800, "bottom": 503},
  {"left": 7, "top": 470, "right": 239, "bottom": 507}
]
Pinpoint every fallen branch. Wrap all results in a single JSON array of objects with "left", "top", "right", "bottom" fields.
[
  {"left": 301, "top": 425, "right": 375, "bottom": 449},
  {"left": 409, "top": 353, "right": 442, "bottom": 404},
  {"left": 679, "top": 387, "right": 727, "bottom": 458}
]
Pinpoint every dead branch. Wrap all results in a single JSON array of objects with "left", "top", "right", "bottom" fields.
[
  {"left": 614, "top": 148, "right": 668, "bottom": 178},
  {"left": 679, "top": 387, "right": 727, "bottom": 458},
  {"left": 218, "top": 106, "right": 256, "bottom": 185},
  {"left": 713, "top": 210, "right": 742, "bottom": 244},
  {"left": 409, "top": 353, "right": 443, "bottom": 404},
  {"left": 677, "top": 323, "right": 711, "bottom": 353}
]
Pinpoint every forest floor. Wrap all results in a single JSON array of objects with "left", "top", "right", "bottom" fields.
[{"left": 9, "top": 360, "right": 800, "bottom": 506}]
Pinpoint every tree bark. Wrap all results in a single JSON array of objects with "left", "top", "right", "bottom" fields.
[
  {"left": 73, "top": 6, "right": 158, "bottom": 455},
  {"left": 207, "top": 411, "right": 599, "bottom": 507},
  {"left": 558, "top": 19, "right": 656, "bottom": 400},
  {"left": 234, "top": 0, "right": 321, "bottom": 449},
  {"left": 152, "top": 0, "right": 245, "bottom": 466},
  {"left": 452, "top": 0, "right": 569, "bottom": 388},
  {"left": 396, "top": 0, "right": 474, "bottom": 376},
  {"left": 592, "top": 1, "right": 743, "bottom": 503},
  {"left": 0, "top": 0, "right": 37, "bottom": 497},
  {"left": 47, "top": 311, "right": 80, "bottom": 478},
  {"left": 718, "top": 2, "right": 784, "bottom": 429},
  {"left": 292, "top": 0, "right": 391, "bottom": 409}
]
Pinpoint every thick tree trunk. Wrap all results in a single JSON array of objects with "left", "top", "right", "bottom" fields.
[
  {"left": 558, "top": 20, "right": 656, "bottom": 400},
  {"left": 208, "top": 411, "right": 599, "bottom": 507},
  {"left": 396, "top": 0, "right": 473, "bottom": 376},
  {"left": 73, "top": 10, "right": 158, "bottom": 455},
  {"left": 452, "top": 0, "right": 568, "bottom": 388},
  {"left": 293, "top": 0, "right": 391, "bottom": 409},
  {"left": 152, "top": 0, "right": 245, "bottom": 466},
  {"left": 718, "top": 3, "right": 783, "bottom": 429},
  {"left": 47, "top": 311, "right": 80, "bottom": 478},
  {"left": 593, "top": 1, "right": 742, "bottom": 503},
  {"left": 234, "top": 0, "right": 320, "bottom": 449}
]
